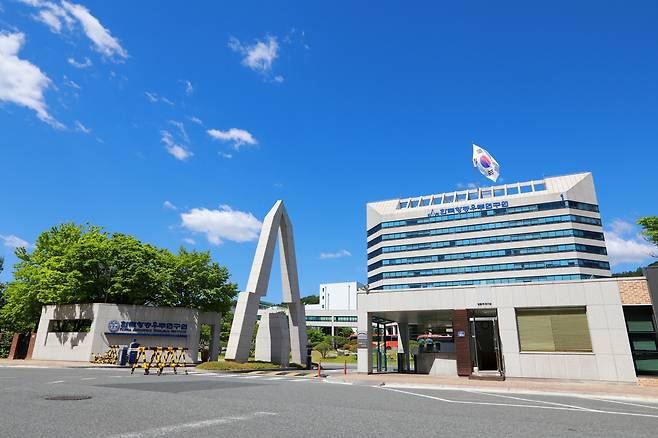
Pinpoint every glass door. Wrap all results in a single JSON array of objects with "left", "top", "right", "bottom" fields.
[{"left": 470, "top": 316, "right": 502, "bottom": 373}]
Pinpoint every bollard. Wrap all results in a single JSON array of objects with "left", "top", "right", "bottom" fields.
[
  {"left": 317, "top": 362, "right": 321, "bottom": 378},
  {"left": 344, "top": 360, "right": 347, "bottom": 375}
]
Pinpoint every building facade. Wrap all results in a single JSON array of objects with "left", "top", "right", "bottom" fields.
[
  {"left": 358, "top": 173, "right": 658, "bottom": 384},
  {"left": 317, "top": 281, "right": 363, "bottom": 310},
  {"left": 367, "top": 173, "right": 610, "bottom": 291}
]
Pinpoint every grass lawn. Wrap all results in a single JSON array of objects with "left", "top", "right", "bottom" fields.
[
  {"left": 197, "top": 358, "right": 305, "bottom": 371},
  {"left": 312, "top": 350, "right": 357, "bottom": 364}
]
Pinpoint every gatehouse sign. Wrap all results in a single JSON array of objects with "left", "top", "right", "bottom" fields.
[{"left": 106, "top": 320, "right": 188, "bottom": 337}]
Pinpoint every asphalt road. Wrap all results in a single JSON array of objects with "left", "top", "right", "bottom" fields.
[{"left": 1, "top": 366, "right": 658, "bottom": 437}]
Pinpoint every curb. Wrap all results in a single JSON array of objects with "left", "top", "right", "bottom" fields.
[{"left": 324, "top": 377, "right": 658, "bottom": 403}]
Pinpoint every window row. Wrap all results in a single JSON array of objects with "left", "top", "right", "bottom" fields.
[
  {"left": 396, "top": 181, "right": 548, "bottom": 210},
  {"left": 368, "top": 214, "right": 602, "bottom": 248},
  {"left": 305, "top": 316, "right": 358, "bottom": 323},
  {"left": 377, "top": 274, "right": 602, "bottom": 290},
  {"left": 369, "top": 258, "right": 611, "bottom": 283},
  {"left": 373, "top": 200, "right": 599, "bottom": 234},
  {"left": 368, "top": 228, "right": 605, "bottom": 259},
  {"left": 368, "top": 243, "right": 608, "bottom": 271}
]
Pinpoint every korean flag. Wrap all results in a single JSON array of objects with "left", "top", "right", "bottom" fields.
[{"left": 472, "top": 144, "right": 500, "bottom": 182}]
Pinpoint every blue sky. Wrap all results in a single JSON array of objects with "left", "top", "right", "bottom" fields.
[{"left": 1, "top": 1, "right": 657, "bottom": 303}]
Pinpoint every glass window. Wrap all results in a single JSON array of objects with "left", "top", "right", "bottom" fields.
[
  {"left": 431, "top": 196, "right": 442, "bottom": 205},
  {"left": 456, "top": 193, "right": 467, "bottom": 201},
  {"left": 516, "top": 307, "right": 592, "bottom": 352},
  {"left": 420, "top": 198, "right": 430, "bottom": 206},
  {"left": 444, "top": 194, "right": 454, "bottom": 203},
  {"left": 398, "top": 201, "right": 408, "bottom": 209},
  {"left": 534, "top": 182, "right": 546, "bottom": 191},
  {"left": 520, "top": 185, "right": 532, "bottom": 193},
  {"left": 627, "top": 319, "right": 655, "bottom": 333},
  {"left": 633, "top": 340, "right": 658, "bottom": 351},
  {"left": 481, "top": 190, "right": 492, "bottom": 198},
  {"left": 494, "top": 188, "right": 505, "bottom": 197},
  {"left": 507, "top": 186, "right": 519, "bottom": 195},
  {"left": 410, "top": 199, "right": 419, "bottom": 208},
  {"left": 468, "top": 191, "right": 479, "bottom": 200}
]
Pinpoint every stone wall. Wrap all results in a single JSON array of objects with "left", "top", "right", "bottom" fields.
[{"left": 617, "top": 278, "right": 651, "bottom": 305}]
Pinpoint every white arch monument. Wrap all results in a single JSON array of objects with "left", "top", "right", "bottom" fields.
[{"left": 225, "top": 200, "right": 308, "bottom": 365}]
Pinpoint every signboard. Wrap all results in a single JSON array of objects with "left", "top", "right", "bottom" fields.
[
  {"left": 357, "top": 331, "right": 369, "bottom": 349},
  {"left": 457, "top": 330, "right": 466, "bottom": 338},
  {"left": 106, "top": 320, "right": 188, "bottom": 337},
  {"left": 428, "top": 200, "right": 509, "bottom": 218}
]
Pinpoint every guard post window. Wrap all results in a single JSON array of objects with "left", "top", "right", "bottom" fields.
[{"left": 516, "top": 307, "right": 592, "bottom": 352}]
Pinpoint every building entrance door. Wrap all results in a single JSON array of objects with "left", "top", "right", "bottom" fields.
[{"left": 470, "top": 317, "right": 502, "bottom": 372}]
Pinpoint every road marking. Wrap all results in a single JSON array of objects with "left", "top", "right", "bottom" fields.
[
  {"left": 463, "top": 389, "right": 596, "bottom": 411},
  {"left": 80, "top": 377, "right": 96, "bottom": 381},
  {"left": 583, "top": 397, "right": 658, "bottom": 411},
  {"left": 45, "top": 380, "right": 65, "bottom": 384},
  {"left": 382, "top": 388, "right": 658, "bottom": 419},
  {"left": 107, "top": 412, "right": 278, "bottom": 438},
  {"left": 264, "top": 377, "right": 286, "bottom": 381},
  {"left": 240, "top": 375, "right": 262, "bottom": 379}
]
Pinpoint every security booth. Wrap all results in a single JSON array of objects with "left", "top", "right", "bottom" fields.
[{"left": 31, "top": 303, "right": 221, "bottom": 364}]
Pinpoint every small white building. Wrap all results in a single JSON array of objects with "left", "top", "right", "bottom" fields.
[
  {"left": 318, "top": 281, "right": 364, "bottom": 310},
  {"left": 32, "top": 303, "right": 221, "bottom": 363}
]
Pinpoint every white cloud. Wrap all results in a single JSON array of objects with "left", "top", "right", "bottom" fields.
[
  {"left": 161, "top": 130, "right": 192, "bottom": 161},
  {"left": 207, "top": 128, "right": 257, "bottom": 150},
  {"left": 61, "top": 1, "right": 127, "bottom": 60},
  {"left": 604, "top": 219, "right": 655, "bottom": 266},
  {"left": 219, "top": 152, "right": 233, "bottom": 159},
  {"left": 168, "top": 120, "right": 189, "bottom": 144},
  {"left": 163, "top": 200, "right": 177, "bottom": 210},
  {"left": 319, "top": 249, "right": 352, "bottom": 260},
  {"left": 160, "top": 96, "right": 174, "bottom": 106},
  {"left": 67, "top": 56, "right": 91, "bottom": 68},
  {"left": 273, "top": 75, "right": 284, "bottom": 83},
  {"left": 0, "top": 32, "right": 63, "bottom": 128},
  {"left": 181, "top": 79, "right": 193, "bottom": 95},
  {"left": 183, "top": 237, "right": 196, "bottom": 245},
  {"left": 74, "top": 119, "right": 90, "bottom": 133},
  {"left": 188, "top": 115, "right": 203, "bottom": 125},
  {"left": 180, "top": 205, "right": 262, "bottom": 245},
  {"left": 144, "top": 91, "right": 158, "bottom": 103},
  {"left": 1, "top": 234, "right": 32, "bottom": 249},
  {"left": 228, "top": 35, "right": 279, "bottom": 74},
  {"left": 63, "top": 75, "right": 80, "bottom": 89},
  {"left": 20, "top": 1, "right": 127, "bottom": 61}
]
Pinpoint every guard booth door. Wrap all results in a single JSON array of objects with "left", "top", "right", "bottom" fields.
[{"left": 470, "top": 316, "right": 502, "bottom": 373}]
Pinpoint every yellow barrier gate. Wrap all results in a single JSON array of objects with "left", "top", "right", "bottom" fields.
[{"left": 129, "top": 346, "right": 190, "bottom": 375}]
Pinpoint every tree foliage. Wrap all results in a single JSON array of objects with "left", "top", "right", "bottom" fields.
[
  {"left": 638, "top": 217, "right": 658, "bottom": 253},
  {"left": 0, "top": 223, "right": 238, "bottom": 332},
  {"left": 307, "top": 328, "right": 328, "bottom": 347},
  {"left": 300, "top": 295, "right": 319, "bottom": 305},
  {"left": 314, "top": 341, "right": 332, "bottom": 359}
]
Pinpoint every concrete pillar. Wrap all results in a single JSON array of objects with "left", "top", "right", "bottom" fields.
[
  {"left": 397, "top": 322, "right": 410, "bottom": 372},
  {"left": 255, "top": 312, "right": 290, "bottom": 366},
  {"left": 357, "top": 312, "right": 372, "bottom": 373},
  {"left": 25, "top": 333, "right": 37, "bottom": 360},
  {"left": 208, "top": 317, "right": 222, "bottom": 361},
  {"left": 8, "top": 333, "right": 20, "bottom": 359}
]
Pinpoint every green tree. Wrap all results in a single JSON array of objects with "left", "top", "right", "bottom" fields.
[
  {"left": 330, "top": 335, "right": 349, "bottom": 350},
  {"left": 335, "top": 327, "right": 354, "bottom": 338},
  {"left": 307, "top": 328, "right": 327, "bottom": 347},
  {"left": 638, "top": 217, "right": 658, "bottom": 252},
  {"left": 314, "top": 341, "right": 332, "bottom": 359},
  {"left": 0, "top": 223, "right": 238, "bottom": 332},
  {"left": 300, "top": 295, "right": 319, "bottom": 305}
]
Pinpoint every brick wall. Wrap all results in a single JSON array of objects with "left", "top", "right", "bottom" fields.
[{"left": 617, "top": 278, "right": 652, "bottom": 305}]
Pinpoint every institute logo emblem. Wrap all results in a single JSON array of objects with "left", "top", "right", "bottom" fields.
[{"left": 108, "top": 320, "right": 120, "bottom": 333}]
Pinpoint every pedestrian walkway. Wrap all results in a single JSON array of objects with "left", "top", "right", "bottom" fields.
[
  {"left": 0, "top": 359, "right": 121, "bottom": 368},
  {"left": 327, "top": 373, "right": 658, "bottom": 402},
  {"left": 188, "top": 370, "right": 316, "bottom": 383}
]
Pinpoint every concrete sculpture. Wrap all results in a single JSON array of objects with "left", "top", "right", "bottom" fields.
[{"left": 225, "top": 201, "right": 308, "bottom": 365}]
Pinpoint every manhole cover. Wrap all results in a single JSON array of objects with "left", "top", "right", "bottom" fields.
[{"left": 44, "top": 395, "right": 92, "bottom": 401}]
